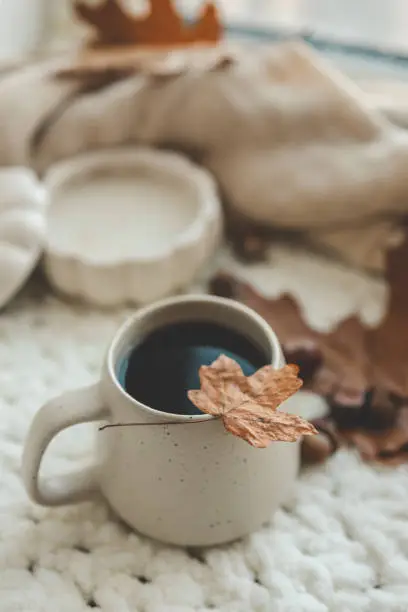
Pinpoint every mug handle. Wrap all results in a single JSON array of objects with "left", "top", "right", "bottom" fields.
[{"left": 22, "top": 383, "right": 109, "bottom": 507}]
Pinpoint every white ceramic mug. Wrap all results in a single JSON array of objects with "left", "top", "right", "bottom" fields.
[{"left": 22, "top": 295, "right": 301, "bottom": 547}]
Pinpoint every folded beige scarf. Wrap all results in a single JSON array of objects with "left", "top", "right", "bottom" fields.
[{"left": 0, "top": 41, "right": 407, "bottom": 272}]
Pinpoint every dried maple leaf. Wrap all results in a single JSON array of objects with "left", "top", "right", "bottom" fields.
[
  {"left": 74, "top": 0, "right": 222, "bottom": 48},
  {"left": 187, "top": 354, "right": 316, "bottom": 448}
]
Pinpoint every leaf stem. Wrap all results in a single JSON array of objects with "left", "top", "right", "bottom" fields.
[{"left": 99, "top": 417, "right": 215, "bottom": 432}]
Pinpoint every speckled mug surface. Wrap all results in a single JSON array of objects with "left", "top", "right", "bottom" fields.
[{"left": 22, "top": 295, "right": 301, "bottom": 547}]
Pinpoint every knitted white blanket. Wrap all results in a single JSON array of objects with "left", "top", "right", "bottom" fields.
[{"left": 1, "top": 248, "right": 408, "bottom": 612}]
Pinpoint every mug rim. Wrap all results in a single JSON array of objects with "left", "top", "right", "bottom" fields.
[{"left": 106, "top": 294, "right": 284, "bottom": 422}]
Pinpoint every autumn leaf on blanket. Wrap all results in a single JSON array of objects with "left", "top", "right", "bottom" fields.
[
  {"left": 55, "top": 46, "right": 236, "bottom": 86},
  {"left": 188, "top": 355, "right": 316, "bottom": 448},
  {"left": 208, "top": 230, "right": 408, "bottom": 465}
]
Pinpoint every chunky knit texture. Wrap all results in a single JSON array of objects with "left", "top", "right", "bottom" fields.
[{"left": 1, "top": 248, "right": 408, "bottom": 612}]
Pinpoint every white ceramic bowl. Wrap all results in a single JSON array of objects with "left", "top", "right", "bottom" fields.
[
  {"left": 43, "top": 148, "right": 222, "bottom": 306},
  {"left": 0, "top": 166, "right": 46, "bottom": 309}
]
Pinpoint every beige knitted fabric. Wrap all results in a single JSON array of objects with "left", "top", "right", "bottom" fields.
[
  {"left": 0, "top": 41, "right": 408, "bottom": 272},
  {"left": 4, "top": 249, "right": 408, "bottom": 612}
]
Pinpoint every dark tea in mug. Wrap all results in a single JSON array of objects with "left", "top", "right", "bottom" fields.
[{"left": 118, "top": 320, "right": 267, "bottom": 415}]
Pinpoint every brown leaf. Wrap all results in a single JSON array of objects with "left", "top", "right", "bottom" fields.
[
  {"left": 302, "top": 417, "right": 341, "bottom": 465},
  {"left": 209, "top": 273, "right": 322, "bottom": 384},
  {"left": 74, "top": 0, "right": 222, "bottom": 48},
  {"left": 341, "top": 406, "right": 408, "bottom": 465},
  {"left": 209, "top": 229, "right": 408, "bottom": 464},
  {"left": 55, "top": 46, "right": 236, "bottom": 87},
  {"left": 188, "top": 354, "right": 316, "bottom": 448},
  {"left": 224, "top": 407, "right": 317, "bottom": 447},
  {"left": 210, "top": 273, "right": 372, "bottom": 400},
  {"left": 317, "top": 316, "right": 370, "bottom": 400},
  {"left": 56, "top": 63, "right": 138, "bottom": 83},
  {"left": 55, "top": 64, "right": 140, "bottom": 94},
  {"left": 301, "top": 433, "right": 335, "bottom": 465},
  {"left": 366, "top": 230, "right": 408, "bottom": 397}
]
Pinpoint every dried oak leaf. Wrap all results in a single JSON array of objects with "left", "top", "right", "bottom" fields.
[
  {"left": 366, "top": 228, "right": 408, "bottom": 397},
  {"left": 188, "top": 354, "right": 316, "bottom": 448},
  {"left": 209, "top": 273, "right": 322, "bottom": 385},
  {"left": 209, "top": 231, "right": 408, "bottom": 465},
  {"left": 341, "top": 406, "right": 408, "bottom": 465},
  {"left": 301, "top": 417, "right": 341, "bottom": 465}
]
